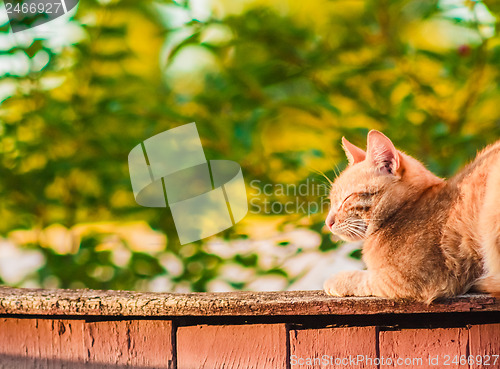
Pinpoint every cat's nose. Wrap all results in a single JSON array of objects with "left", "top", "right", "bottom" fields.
[{"left": 326, "top": 214, "right": 335, "bottom": 229}]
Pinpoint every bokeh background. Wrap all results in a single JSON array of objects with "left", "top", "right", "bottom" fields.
[{"left": 0, "top": 0, "right": 499, "bottom": 292}]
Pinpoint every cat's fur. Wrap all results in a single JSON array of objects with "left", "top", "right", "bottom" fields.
[{"left": 324, "top": 130, "right": 500, "bottom": 303}]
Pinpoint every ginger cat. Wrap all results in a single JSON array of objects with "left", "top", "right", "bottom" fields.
[{"left": 324, "top": 130, "right": 500, "bottom": 303}]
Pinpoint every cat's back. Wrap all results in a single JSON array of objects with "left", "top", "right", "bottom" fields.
[
  {"left": 450, "top": 140, "right": 500, "bottom": 188},
  {"left": 433, "top": 140, "right": 500, "bottom": 291},
  {"left": 443, "top": 139, "right": 500, "bottom": 252}
]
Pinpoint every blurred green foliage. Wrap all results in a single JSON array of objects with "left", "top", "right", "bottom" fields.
[{"left": 0, "top": 0, "right": 499, "bottom": 291}]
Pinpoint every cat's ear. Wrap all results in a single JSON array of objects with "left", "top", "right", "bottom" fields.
[
  {"left": 342, "top": 137, "right": 366, "bottom": 166},
  {"left": 366, "top": 130, "right": 400, "bottom": 175}
]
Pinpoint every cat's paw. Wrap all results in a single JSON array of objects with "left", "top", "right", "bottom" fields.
[{"left": 323, "top": 271, "right": 360, "bottom": 297}]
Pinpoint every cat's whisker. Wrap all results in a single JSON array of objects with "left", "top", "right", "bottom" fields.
[
  {"left": 348, "top": 228, "right": 366, "bottom": 237},
  {"left": 346, "top": 225, "right": 363, "bottom": 234},
  {"left": 347, "top": 220, "right": 365, "bottom": 227},
  {"left": 343, "top": 222, "right": 367, "bottom": 239},
  {"left": 347, "top": 228, "right": 365, "bottom": 239},
  {"left": 329, "top": 162, "right": 341, "bottom": 179},
  {"left": 348, "top": 221, "right": 368, "bottom": 227},
  {"left": 309, "top": 167, "right": 333, "bottom": 186},
  {"left": 347, "top": 222, "right": 368, "bottom": 234},
  {"left": 334, "top": 164, "right": 342, "bottom": 178}
]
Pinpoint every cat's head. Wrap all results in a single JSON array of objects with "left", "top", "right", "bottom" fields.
[{"left": 325, "top": 130, "right": 442, "bottom": 241}]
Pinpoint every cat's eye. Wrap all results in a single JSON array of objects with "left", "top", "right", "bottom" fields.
[{"left": 339, "top": 190, "right": 379, "bottom": 210}]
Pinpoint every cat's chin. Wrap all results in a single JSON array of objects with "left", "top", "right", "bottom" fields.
[{"left": 332, "top": 232, "right": 365, "bottom": 242}]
